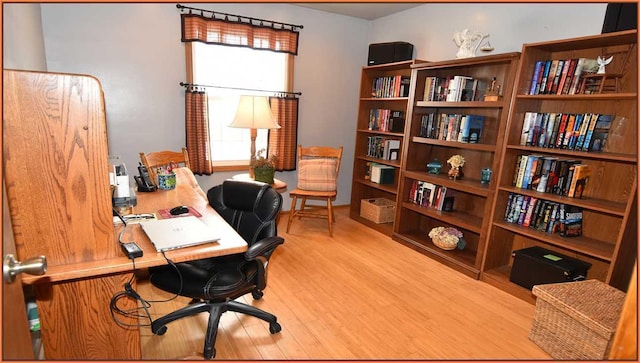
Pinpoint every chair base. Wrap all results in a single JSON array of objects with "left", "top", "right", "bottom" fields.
[
  {"left": 287, "top": 193, "right": 336, "bottom": 237},
  {"left": 151, "top": 299, "right": 281, "bottom": 359}
]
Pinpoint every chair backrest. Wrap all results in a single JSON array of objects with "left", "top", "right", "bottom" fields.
[
  {"left": 207, "top": 180, "right": 282, "bottom": 245},
  {"left": 139, "top": 147, "right": 190, "bottom": 183},
  {"left": 296, "top": 145, "right": 343, "bottom": 192}
]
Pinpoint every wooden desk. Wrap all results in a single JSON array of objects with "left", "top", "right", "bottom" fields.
[
  {"left": 23, "top": 168, "right": 247, "bottom": 359},
  {"left": 232, "top": 173, "right": 288, "bottom": 193}
]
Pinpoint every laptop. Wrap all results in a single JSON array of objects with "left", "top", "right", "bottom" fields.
[{"left": 139, "top": 216, "right": 220, "bottom": 252}]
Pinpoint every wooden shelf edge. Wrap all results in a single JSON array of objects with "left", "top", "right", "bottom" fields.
[
  {"left": 480, "top": 267, "right": 536, "bottom": 304},
  {"left": 349, "top": 213, "right": 394, "bottom": 236},
  {"left": 516, "top": 92, "right": 637, "bottom": 100},
  {"left": 492, "top": 220, "right": 615, "bottom": 261},
  {"left": 412, "top": 136, "right": 496, "bottom": 152},
  {"left": 416, "top": 100, "right": 504, "bottom": 108},
  {"left": 354, "top": 178, "right": 398, "bottom": 194},
  {"left": 392, "top": 232, "right": 480, "bottom": 279},
  {"left": 505, "top": 145, "right": 637, "bottom": 163},
  {"left": 357, "top": 129, "right": 405, "bottom": 137},
  {"left": 401, "top": 202, "right": 483, "bottom": 233},
  {"left": 403, "top": 170, "right": 491, "bottom": 197},
  {"left": 360, "top": 97, "right": 409, "bottom": 102}
]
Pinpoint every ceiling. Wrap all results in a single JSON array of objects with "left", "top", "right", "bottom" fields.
[{"left": 295, "top": 3, "right": 423, "bottom": 20}]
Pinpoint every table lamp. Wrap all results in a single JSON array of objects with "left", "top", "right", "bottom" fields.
[{"left": 229, "top": 95, "right": 281, "bottom": 178}]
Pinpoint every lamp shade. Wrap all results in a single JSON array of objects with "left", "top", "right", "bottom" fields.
[{"left": 229, "top": 95, "right": 280, "bottom": 130}]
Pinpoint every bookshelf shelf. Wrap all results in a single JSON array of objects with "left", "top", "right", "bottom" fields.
[
  {"left": 393, "top": 52, "right": 521, "bottom": 279},
  {"left": 349, "top": 60, "right": 423, "bottom": 236},
  {"left": 481, "top": 30, "right": 638, "bottom": 300}
]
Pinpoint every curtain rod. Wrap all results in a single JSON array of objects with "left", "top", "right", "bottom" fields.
[
  {"left": 176, "top": 4, "right": 304, "bottom": 31},
  {"left": 180, "top": 82, "right": 302, "bottom": 96}
]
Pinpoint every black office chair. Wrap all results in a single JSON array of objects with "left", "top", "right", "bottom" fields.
[{"left": 149, "top": 180, "right": 284, "bottom": 359}]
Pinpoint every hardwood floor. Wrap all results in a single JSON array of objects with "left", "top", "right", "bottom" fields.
[{"left": 137, "top": 207, "right": 550, "bottom": 360}]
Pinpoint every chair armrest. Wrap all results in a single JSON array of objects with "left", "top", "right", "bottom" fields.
[{"left": 245, "top": 236, "right": 284, "bottom": 260}]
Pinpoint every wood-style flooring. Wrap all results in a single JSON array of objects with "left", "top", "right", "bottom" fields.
[{"left": 137, "top": 207, "right": 550, "bottom": 360}]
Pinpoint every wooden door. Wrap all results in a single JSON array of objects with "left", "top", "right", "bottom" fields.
[{"left": 2, "top": 182, "right": 35, "bottom": 359}]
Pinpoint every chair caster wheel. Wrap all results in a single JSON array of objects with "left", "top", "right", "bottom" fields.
[
  {"left": 252, "top": 290, "right": 263, "bottom": 300},
  {"left": 204, "top": 347, "right": 216, "bottom": 359},
  {"left": 155, "top": 326, "right": 167, "bottom": 336},
  {"left": 269, "top": 322, "right": 281, "bottom": 334}
]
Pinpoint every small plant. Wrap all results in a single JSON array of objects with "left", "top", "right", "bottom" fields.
[
  {"left": 428, "top": 226, "right": 466, "bottom": 250},
  {"left": 447, "top": 154, "right": 466, "bottom": 169},
  {"left": 251, "top": 148, "right": 278, "bottom": 169}
]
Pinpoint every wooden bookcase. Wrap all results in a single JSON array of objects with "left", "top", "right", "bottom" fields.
[
  {"left": 392, "top": 53, "right": 521, "bottom": 278},
  {"left": 350, "top": 60, "right": 422, "bottom": 236},
  {"left": 481, "top": 30, "right": 638, "bottom": 303}
]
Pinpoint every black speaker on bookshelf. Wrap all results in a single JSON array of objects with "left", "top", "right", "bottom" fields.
[
  {"left": 368, "top": 42, "right": 414, "bottom": 65},
  {"left": 602, "top": 2, "right": 637, "bottom": 33}
]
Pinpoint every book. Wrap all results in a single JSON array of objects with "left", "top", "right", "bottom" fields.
[
  {"left": 587, "top": 114, "right": 613, "bottom": 152},
  {"left": 539, "top": 60, "right": 553, "bottom": 94},
  {"left": 555, "top": 113, "right": 569, "bottom": 148},
  {"left": 529, "top": 60, "right": 545, "bottom": 95},
  {"left": 504, "top": 193, "right": 516, "bottom": 221},
  {"left": 574, "top": 113, "right": 592, "bottom": 150},
  {"left": 520, "top": 112, "right": 536, "bottom": 145},
  {"left": 559, "top": 205, "right": 583, "bottom": 237},
  {"left": 522, "top": 197, "right": 539, "bottom": 227},
  {"left": 508, "top": 194, "right": 525, "bottom": 223},
  {"left": 459, "top": 77, "right": 477, "bottom": 101},
  {"left": 567, "top": 113, "right": 584, "bottom": 150},
  {"left": 537, "top": 112, "right": 550, "bottom": 148},
  {"left": 555, "top": 59, "right": 572, "bottom": 95},
  {"left": 547, "top": 202, "right": 561, "bottom": 233},
  {"left": 531, "top": 200, "right": 547, "bottom": 230},
  {"left": 538, "top": 201, "right": 555, "bottom": 232},
  {"left": 517, "top": 196, "right": 531, "bottom": 225},
  {"left": 548, "top": 112, "right": 562, "bottom": 149},
  {"left": 549, "top": 59, "right": 564, "bottom": 94},
  {"left": 467, "top": 115, "right": 485, "bottom": 143},
  {"left": 515, "top": 155, "right": 529, "bottom": 188},
  {"left": 560, "top": 59, "right": 578, "bottom": 95},
  {"left": 568, "top": 58, "right": 598, "bottom": 95},
  {"left": 529, "top": 113, "right": 543, "bottom": 146},
  {"left": 529, "top": 155, "right": 544, "bottom": 191},
  {"left": 512, "top": 154, "right": 525, "bottom": 186},
  {"left": 561, "top": 114, "right": 576, "bottom": 149},
  {"left": 580, "top": 113, "right": 600, "bottom": 152},
  {"left": 567, "top": 164, "right": 591, "bottom": 198},
  {"left": 521, "top": 155, "right": 541, "bottom": 189},
  {"left": 537, "top": 157, "right": 558, "bottom": 192},
  {"left": 544, "top": 158, "right": 560, "bottom": 194}
]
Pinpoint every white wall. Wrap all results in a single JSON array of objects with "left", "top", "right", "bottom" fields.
[
  {"left": 369, "top": 3, "right": 607, "bottom": 61},
  {"left": 39, "top": 3, "right": 368, "bottom": 210},
  {"left": 26, "top": 3, "right": 608, "bottom": 212},
  {"left": 3, "top": 3, "right": 47, "bottom": 71}
]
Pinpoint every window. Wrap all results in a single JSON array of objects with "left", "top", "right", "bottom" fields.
[{"left": 191, "top": 43, "right": 287, "bottom": 169}]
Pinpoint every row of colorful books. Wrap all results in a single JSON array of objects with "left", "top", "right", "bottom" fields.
[
  {"left": 512, "top": 155, "right": 590, "bottom": 198},
  {"left": 371, "top": 75, "right": 411, "bottom": 98},
  {"left": 419, "top": 113, "right": 485, "bottom": 143},
  {"left": 408, "top": 180, "right": 454, "bottom": 212},
  {"left": 367, "top": 109, "right": 405, "bottom": 133},
  {"left": 422, "top": 75, "right": 488, "bottom": 102},
  {"left": 367, "top": 136, "right": 400, "bottom": 161},
  {"left": 520, "top": 112, "right": 612, "bottom": 152},
  {"left": 528, "top": 58, "right": 599, "bottom": 95},
  {"left": 504, "top": 193, "right": 583, "bottom": 237}
]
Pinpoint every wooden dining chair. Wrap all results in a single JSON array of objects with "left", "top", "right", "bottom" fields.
[
  {"left": 139, "top": 147, "right": 190, "bottom": 183},
  {"left": 287, "top": 145, "right": 343, "bottom": 237}
]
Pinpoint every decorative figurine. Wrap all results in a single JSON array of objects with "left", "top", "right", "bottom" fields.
[
  {"left": 447, "top": 154, "right": 466, "bottom": 180},
  {"left": 484, "top": 77, "right": 501, "bottom": 101},
  {"left": 453, "top": 29, "right": 490, "bottom": 58},
  {"left": 597, "top": 55, "right": 613, "bottom": 74},
  {"left": 427, "top": 158, "right": 443, "bottom": 174}
]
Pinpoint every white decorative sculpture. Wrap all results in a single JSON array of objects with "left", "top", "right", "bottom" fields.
[
  {"left": 597, "top": 55, "right": 613, "bottom": 74},
  {"left": 453, "top": 29, "right": 490, "bottom": 58}
]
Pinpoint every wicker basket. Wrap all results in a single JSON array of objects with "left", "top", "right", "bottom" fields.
[
  {"left": 431, "top": 236, "right": 457, "bottom": 250},
  {"left": 529, "top": 280, "right": 626, "bottom": 360},
  {"left": 360, "top": 198, "right": 395, "bottom": 224}
]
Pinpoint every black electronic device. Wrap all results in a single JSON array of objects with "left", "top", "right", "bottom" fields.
[
  {"left": 368, "top": 41, "right": 414, "bottom": 65},
  {"left": 509, "top": 246, "right": 591, "bottom": 290},
  {"left": 135, "top": 163, "right": 157, "bottom": 192},
  {"left": 170, "top": 205, "right": 189, "bottom": 216},
  {"left": 121, "top": 242, "right": 143, "bottom": 259},
  {"left": 602, "top": 3, "right": 637, "bottom": 33}
]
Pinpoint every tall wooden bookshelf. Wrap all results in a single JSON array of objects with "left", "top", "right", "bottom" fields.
[
  {"left": 481, "top": 30, "right": 638, "bottom": 303},
  {"left": 350, "top": 60, "right": 421, "bottom": 236},
  {"left": 393, "top": 53, "right": 521, "bottom": 278}
]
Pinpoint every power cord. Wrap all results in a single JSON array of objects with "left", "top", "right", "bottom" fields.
[{"left": 109, "top": 252, "right": 185, "bottom": 328}]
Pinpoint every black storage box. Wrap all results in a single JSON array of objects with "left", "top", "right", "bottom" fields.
[
  {"left": 510, "top": 246, "right": 591, "bottom": 290},
  {"left": 368, "top": 42, "right": 414, "bottom": 65}
]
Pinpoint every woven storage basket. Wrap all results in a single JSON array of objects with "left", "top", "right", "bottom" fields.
[
  {"left": 360, "top": 198, "right": 395, "bottom": 224},
  {"left": 529, "top": 280, "right": 626, "bottom": 360}
]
